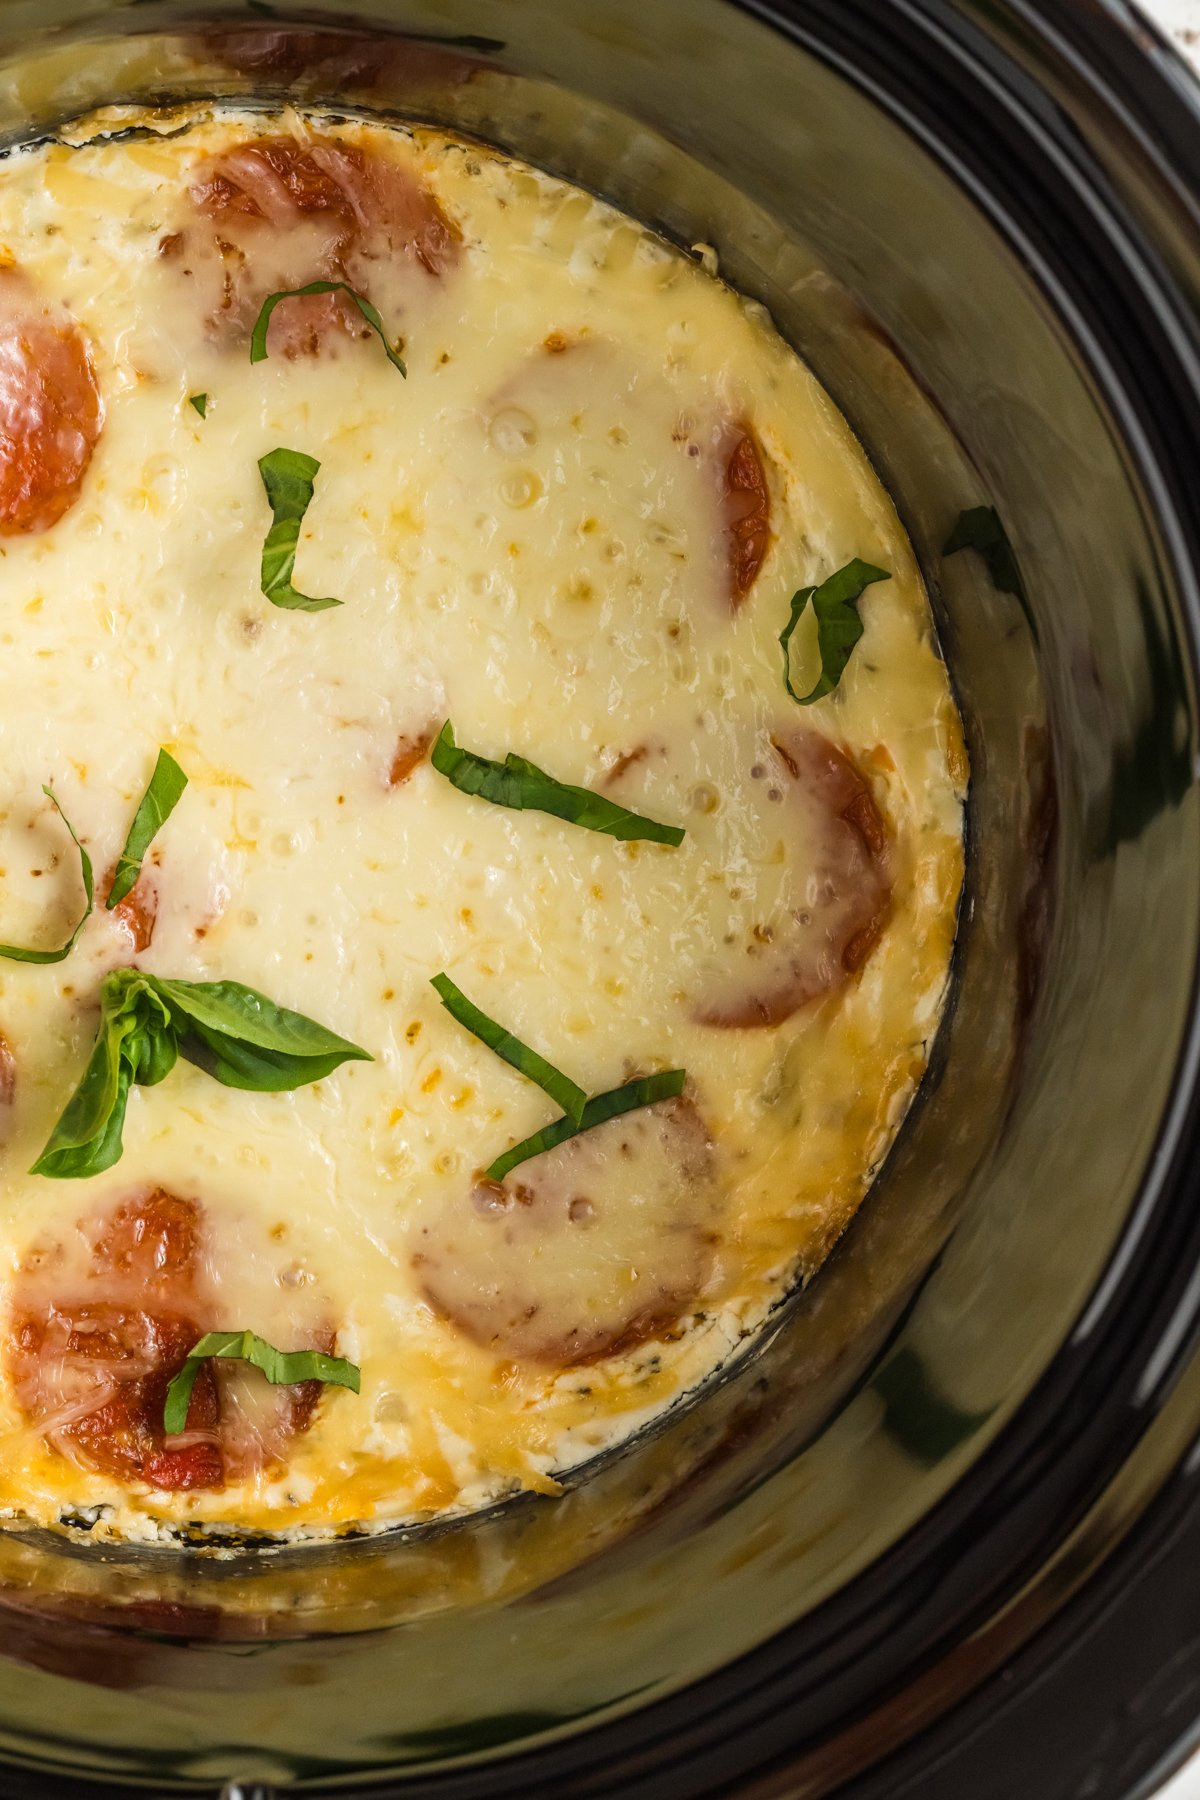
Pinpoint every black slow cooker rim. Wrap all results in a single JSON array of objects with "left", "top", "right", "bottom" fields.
[
  {"left": 287, "top": 2, "right": 1200, "bottom": 1795},
  {"left": 0, "top": 2, "right": 1199, "bottom": 1796}
]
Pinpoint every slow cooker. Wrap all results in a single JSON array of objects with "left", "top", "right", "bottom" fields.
[{"left": 0, "top": 0, "right": 1199, "bottom": 1794}]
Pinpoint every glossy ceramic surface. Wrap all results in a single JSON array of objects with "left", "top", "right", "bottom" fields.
[{"left": 0, "top": 1, "right": 1197, "bottom": 1794}]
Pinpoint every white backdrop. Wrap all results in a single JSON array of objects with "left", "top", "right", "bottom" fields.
[{"left": 1152, "top": 0, "right": 1200, "bottom": 41}]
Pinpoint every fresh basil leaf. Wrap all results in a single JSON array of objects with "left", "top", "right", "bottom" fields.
[
  {"left": 431, "top": 722, "right": 685, "bottom": 846},
  {"left": 150, "top": 976, "right": 372, "bottom": 1090},
  {"left": 943, "top": 505, "right": 1036, "bottom": 641},
  {"left": 485, "top": 1068, "right": 687, "bottom": 1183},
  {"left": 34, "top": 1057, "right": 135, "bottom": 1181},
  {"left": 431, "top": 972, "right": 587, "bottom": 1123},
  {"left": 164, "top": 1329, "right": 359, "bottom": 1435},
  {"left": 0, "top": 787, "right": 95, "bottom": 965},
  {"left": 32, "top": 968, "right": 369, "bottom": 1179},
  {"left": 188, "top": 393, "right": 208, "bottom": 418},
  {"left": 781, "top": 559, "right": 890, "bottom": 705},
  {"left": 178, "top": 1026, "right": 367, "bottom": 1092},
  {"left": 250, "top": 281, "right": 406, "bottom": 376},
  {"left": 29, "top": 973, "right": 152, "bottom": 1178},
  {"left": 258, "top": 448, "right": 340, "bottom": 613},
  {"left": 107, "top": 749, "right": 188, "bottom": 910}
]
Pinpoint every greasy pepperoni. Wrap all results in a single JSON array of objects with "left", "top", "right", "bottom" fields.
[
  {"left": 8, "top": 1189, "right": 335, "bottom": 1491},
  {"left": 0, "top": 284, "right": 102, "bottom": 536},
  {"left": 695, "top": 730, "right": 892, "bottom": 1029},
  {"left": 194, "top": 139, "right": 351, "bottom": 222},
  {"left": 414, "top": 1098, "right": 717, "bottom": 1366},
  {"left": 722, "top": 425, "right": 770, "bottom": 604},
  {"left": 90, "top": 1188, "right": 205, "bottom": 1295},
  {"left": 11, "top": 1307, "right": 222, "bottom": 1490},
  {"left": 9, "top": 1192, "right": 220, "bottom": 1490},
  {"left": 104, "top": 868, "right": 158, "bottom": 953},
  {"left": 215, "top": 1324, "right": 334, "bottom": 1482},
  {"left": 179, "top": 134, "right": 459, "bottom": 356}
]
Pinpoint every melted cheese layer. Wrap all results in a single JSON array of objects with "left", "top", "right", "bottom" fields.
[{"left": 0, "top": 108, "right": 966, "bottom": 1541}]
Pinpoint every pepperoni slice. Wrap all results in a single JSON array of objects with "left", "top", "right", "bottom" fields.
[
  {"left": 694, "top": 730, "right": 892, "bottom": 1029},
  {"left": 9, "top": 1191, "right": 220, "bottom": 1490},
  {"left": 215, "top": 1325, "right": 335, "bottom": 1483},
  {"left": 8, "top": 1190, "right": 335, "bottom": 1492},
  {"left": 93, "top": 1188, "right": 202, "bottom": 1286},
  {"left": 11, "top": 1306, "right": 222, "bottom": 1491},
  {"left": 722, "top": 425, "right": 771, "bottom": 604},
  {"left": 104, "top": 868, "right": 158, "bottom": 953},
  {"left": 0, "top": 280, "right": 101, "bottom": 536},
  {"left": 413, "top": 1098, "right": 717, "bottom": 1366},
  {"left": 178, "top": 134, "right": 460, "bottom": 356}
]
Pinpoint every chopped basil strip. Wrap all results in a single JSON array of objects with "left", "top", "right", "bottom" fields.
[
  {"left": 164, "top": 1330, "right": 359, "bottom": 1435},
  {"left": 943, "top": 505, "right": 1036, "bottom": 640},
  {"left": 107, "top": 749, "right": 188, "bottom": 910},
  {"left": 431, "top": 972, "right": 587, "bottom": 1123},
  {"left": 32, "top": 967, "right": 371, "bottom": 1179},
  {"left": 780, "top": 558, "right": 890, "bottom": 705},
  {"left": 258, "top": 447, "right": 340, "bottom": 613},
  {"left": 486, "top": 1068, "right": 687, "bottom": 1183},
  {"left": 0, "top": 787, "right": 94, "bottom": 965},
  {"left": 188, "top": 393, "right": 208, "bottom": 418},
  {"left": 431, "top": 722, "right": 685, "bottom": 846},
  {"left": 250, "top": 281, "right": 407, "bottom": 376}
]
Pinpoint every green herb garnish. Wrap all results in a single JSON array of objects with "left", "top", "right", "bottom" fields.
[
  {"left": 32, "top": 968, "right": 371, "bottom": 1179},
  {"left": 486, "top": 1069, "right": 687, "bottom": 1183},
  {"left": 431, "top": 722, "right": 685, "bottom": 846},
  {"left": 429, "top": 976, "right": 685, "bottom": 1180},
  {"left": 250, "top": 281, "right": 406, "bottom": 376},
  {"left": 188, "top": 393, "right": 208, "bottom": 418},
  {"left": 431, "top": 972, "right": 587, "bottom": 1123},
  {"left": 164, "top": 1330, "right": 359, "bottom": 1435},
  {"left": 0, "top": 788, "right": 93, "bottom": 965},
  {"left": 106, "top": 749, "right": 188, "bottom": 910},
  {"left": 943, "top": 505, "right": 1036, "bottom": 640},
  {"left": 258, "top": 447, "right": 339, "bottom": 613},
  {"left": 780, "top": 558, "right": 890, "bottom": 705}
]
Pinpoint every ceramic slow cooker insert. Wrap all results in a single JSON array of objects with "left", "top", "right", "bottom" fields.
[{"left": 0, "top": 1, "right": 1199, "bottom": 1796}]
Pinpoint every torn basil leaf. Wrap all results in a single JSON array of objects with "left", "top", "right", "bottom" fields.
[
  {"left": 431, "top": 972, "right": 587, "bottom": 1123},
  {"left": 107, "top": 749, "right": 188, "bottom": 910},
  {"left": 188, "top": 393, "right": 208, "bottom": 418},
  {"left": 486, "top": 1068, "right": 687, "bottom": 1183},
  {"left": 159, "top": 975, "right": 372, "bottom": 1090},
  {"left": 943, "top": 505, "right": 1036, "bottom": 640},
  {"left": 780, "top": 559, "right": 890, "bottom": 705},
  {"left": 0, "top": 788, "right": 94, "bottom": 965},
  {"left": 164, "top": 1330, "right": 359, "bottom": 1435},
  {"left": 250, "top": 280, "right": 406, "bottom": 376},
  {"left": 32, "top": 967, "right": 371, "bottom": 1179},
  {"left": 258, "top": 447, "right": 340, "bottom": 613},
  {"left": 431, "top": 722, "right": 685, "bottom": 846}
]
